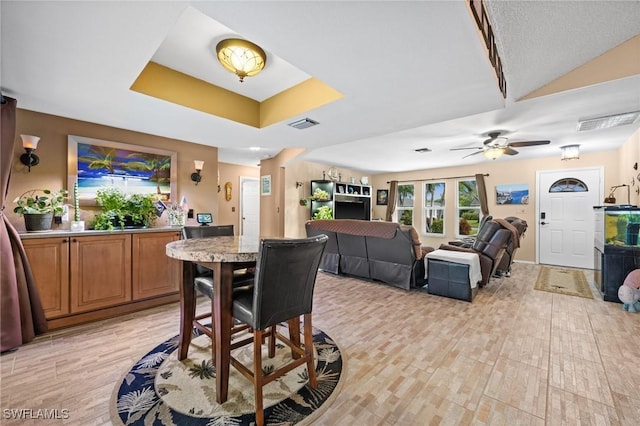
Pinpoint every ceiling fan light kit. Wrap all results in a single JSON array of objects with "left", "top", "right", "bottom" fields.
[
  {"left": 216, "top": 38, "right": 266, "bottom": 82},
  {"left": 451, "top": 131, "right": 551, "bottom": 160}
]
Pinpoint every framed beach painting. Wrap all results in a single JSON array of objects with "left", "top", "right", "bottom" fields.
[
  {"left": 68, "top": 135, "right": 177, "bottom": 205},
  {"left": 495, "top": 183, "right": 529, "bottom": 205}
]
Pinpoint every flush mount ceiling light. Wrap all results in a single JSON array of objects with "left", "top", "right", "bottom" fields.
[{"left": 216, "top": 38, "right": 266, "bottom": 83}]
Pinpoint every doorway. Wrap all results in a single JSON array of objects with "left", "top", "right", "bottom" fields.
[
  {"left": 536, "top": 167, "right": 603, "bottom": 269},
  {"left": 240, "top": 177, "right": 259, "bottom": 237}
]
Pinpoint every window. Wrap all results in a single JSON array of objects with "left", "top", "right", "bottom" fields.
[
  {"left": 396, "top": 183, "right": 414, "bottom": 225},
  {"left": 457, "top": 179, "right": 481, "bottom": 236},
  {"left": 549, "top": 178, "right": 588, "bottom": 192},
  {"left": 424, "top": 181, "right": 445, "bottom": 235}
]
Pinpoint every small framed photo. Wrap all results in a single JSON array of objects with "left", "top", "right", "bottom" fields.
[
  {"left": 376, "top": 189, "right": 389, "bottom": 205},
  {"left": 261, "top": 175, "right": 271, "bottom": 196}
]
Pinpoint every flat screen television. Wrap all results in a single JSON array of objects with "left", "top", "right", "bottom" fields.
[{"left": 335, "top": 200, "right": 370, "bottom": 220}]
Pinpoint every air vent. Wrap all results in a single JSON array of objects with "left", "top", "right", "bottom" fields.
[
  {"left": 577, "top": 111, "right": 640, "bottom": 132},
  {"left": 288, "top": 118, "right": 319, "bottom": 129},
  {"left": 415, "top": 147, "right": 432, "bottom": 153}
]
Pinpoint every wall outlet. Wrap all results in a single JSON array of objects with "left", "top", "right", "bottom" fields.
[{"left": 187, "top": 209, "right": 194, "bottom": 219}]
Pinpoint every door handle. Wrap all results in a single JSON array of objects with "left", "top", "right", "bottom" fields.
[{"left": 541, "top": 221, "right": 547, "bottom": 225}]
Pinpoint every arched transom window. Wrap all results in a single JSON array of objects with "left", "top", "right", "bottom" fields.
[{"left": 549, "top": 178, "right": 588, "bottom": 192}]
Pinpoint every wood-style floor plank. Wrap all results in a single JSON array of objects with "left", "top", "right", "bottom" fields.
[{"left": 1, "top": 262, "right": 638, "bottom": 425}]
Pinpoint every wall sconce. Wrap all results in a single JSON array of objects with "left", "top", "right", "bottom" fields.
[
  {"left": 604, "top": 184, "right": 631, "bottom": 206},
  {"left": 561, "top": 144, "right": 580, "bottom": 161},
  {"left": 191, "top": 160, "right": 204, "bottom": 185},
  {"left": 19, "top": 134, "right": 40, "bottom": 172}
]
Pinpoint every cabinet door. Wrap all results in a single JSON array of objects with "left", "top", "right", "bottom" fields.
[
  {"left": 132, "top": 231, "right": 181, "bottom": 300},
  {"left": 22, "top": 238, "right": 70, "bottom": 318},
  {"left": 70, "top": 234, "right": 132, "bottom": 313}
]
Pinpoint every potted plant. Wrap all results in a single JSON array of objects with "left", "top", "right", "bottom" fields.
[
  {"left": 313, "top": 205, "right": 333, "bottom": 220},
  {"left": 92, "top": 187, "right": 158, "bottom": 230},
  {"left": 14, "top": 189, "right": 68, "bottom": 232}
]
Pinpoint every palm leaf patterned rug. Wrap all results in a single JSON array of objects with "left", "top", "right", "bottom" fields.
[
  {"left": 534, "top": 266, "right": 593, "bottom": 299},
  {"left": 111, "top": 325, "right": 343, "bottom": 425}
]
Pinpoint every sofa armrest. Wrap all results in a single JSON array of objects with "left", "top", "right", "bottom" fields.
[{"left": 438, "top": 244, "right": 475, "bottom": 254}]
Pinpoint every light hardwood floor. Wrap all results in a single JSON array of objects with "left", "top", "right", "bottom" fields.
[{"left": 1, "top": 262, "right": 639, "bottom": 425}]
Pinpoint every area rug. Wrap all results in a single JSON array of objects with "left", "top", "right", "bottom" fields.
[
  {"left": 534, "top": 266, "right": 593, "bottom": 299},
  {"left": 111, "top": 325, "right": 343, "bottom": 425}
]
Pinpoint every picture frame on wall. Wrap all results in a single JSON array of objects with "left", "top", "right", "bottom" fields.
[
  {"left": 495, "top": 183, "right": 529, "bottom": 205},
  {"left": 261, "top": 175, "right": 271, "bottom": 196},
  {"left": 67, "top": 135, "right": 177, "bottom": 206},
  {"left": 376, "top": 189, "right": 389, "bottom": 205}
]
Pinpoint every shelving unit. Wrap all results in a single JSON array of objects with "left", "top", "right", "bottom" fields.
[{"left": 310, "top": 180, "right": 371, "bottom": 220}]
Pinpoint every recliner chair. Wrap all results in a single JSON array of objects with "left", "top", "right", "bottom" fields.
[
  {"left": 494, "top": 217, "right": 527, "bottom": 277},
  {"left": 438, "top": 220, "right": 511, "bottom": 287}
]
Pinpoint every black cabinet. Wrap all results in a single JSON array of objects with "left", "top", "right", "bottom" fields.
[{"left": 595, "top": 246, "right": 640, "bottom": 302}]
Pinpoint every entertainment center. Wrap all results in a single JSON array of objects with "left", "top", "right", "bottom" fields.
[{"left": 310, "top": 180, "right": 371, "bottom": 221}]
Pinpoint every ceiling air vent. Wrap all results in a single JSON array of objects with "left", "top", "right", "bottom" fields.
[
  {"left": 577, "top": 111, "right": 640, "bottom": 132},
  {"left": 415, "top": 147, "right": 432, "bottom": 153},
  {"left": 288, "top": 118, "right": 319, "bottom": 129}
]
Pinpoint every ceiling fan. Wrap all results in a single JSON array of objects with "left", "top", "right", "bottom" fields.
[{"left": 451, "top": 131, "right": 550, "bottom": 159}]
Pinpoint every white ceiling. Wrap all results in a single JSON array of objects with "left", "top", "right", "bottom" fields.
[{"left": 2, "top": 1, "right": 639, "bottom": 173}]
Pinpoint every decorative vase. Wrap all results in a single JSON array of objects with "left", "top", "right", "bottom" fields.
[
  {"left": 24, "top": 213, "right": 53, "bottom": 232},
  {"left": 168, "top": 210, "right": 186, "bottom": 226},
  {"left": 70, "top": 220, "right": 85, "bottom": 232}
]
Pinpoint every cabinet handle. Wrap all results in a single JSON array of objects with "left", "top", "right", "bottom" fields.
[
  {"left": 72, "top": 238, "right": 78, "bottom": 242},
  {"left": 62, "top": 239, "right": 68, "bottom": 243}
]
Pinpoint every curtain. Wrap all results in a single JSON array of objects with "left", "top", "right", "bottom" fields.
[
  {"left": 475, "top": 173, "right": 489, "bottom": 217},
  {"left": 384, "top": 180, "right": 398, "bottom": 222},
  {"left": 1, "top": 96, "right": 48, "bottom": 353}
]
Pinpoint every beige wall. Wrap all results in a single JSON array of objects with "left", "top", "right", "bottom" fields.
[
  {"left": 284, "top": 160, "right": 368, "bottom": 238},
  {"left": 259, "top": 148, "right": 305, "bottom": 237},
  {"left": 217, "top": 162, "right": 260, "bottom": 232},
  {"left": 615, "top": 128, "right": 640, "bottom": 206},
  {"left": 368, "top": 150, "right": 620, "bottom": 263},
  {"left": 8, "top": 109, "right": 220, "bottom": 231}
]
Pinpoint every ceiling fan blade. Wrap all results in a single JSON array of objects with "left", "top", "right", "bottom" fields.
[
  {"left": 503, "top": 147, "right": 518, "bottom": 155},
  {"left": 450, "top": 147, "right": 482, "bottom": 151},
  {"left": 462, "top": 150, "right": 484, "bottom": 159},
  {"left": 508, "top": 140, "right": 550, "bottom": 147}
]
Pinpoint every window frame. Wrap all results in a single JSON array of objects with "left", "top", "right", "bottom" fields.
[
  {"left": 395, "top": 182, "right": 415, "bottom": 226},
  {"left": 423, "top": 180, "right": 446, "bottom": 236},
  {"left": 456, "top": 178, "right": 481, "bottom": 238}
]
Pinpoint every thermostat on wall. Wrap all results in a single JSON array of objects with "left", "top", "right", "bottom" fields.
[{"left": 196, "top": 213, "right": 212, "bottom": 225}]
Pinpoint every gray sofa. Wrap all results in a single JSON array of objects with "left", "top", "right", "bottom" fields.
[{"left": 305, "top": 219, "right": 430, "bottom": 290}]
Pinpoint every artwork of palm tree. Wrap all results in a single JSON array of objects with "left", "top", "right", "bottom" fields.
[{"left": 75, "top": 141, "right": 173, "bottom": 201}]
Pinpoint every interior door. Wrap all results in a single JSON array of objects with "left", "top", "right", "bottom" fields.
[
  {"left": 240, "top": 177, "right": 260, "bottom": 237},
  {"left": 537, "top": 167, "right": 603, "bottom": 269}
]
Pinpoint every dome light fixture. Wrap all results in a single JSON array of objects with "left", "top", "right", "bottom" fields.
[
  {"left": 483, "top": 147, "right": 504, "bottom": 160},
  {"left": 216, "top": 38, "right": 266, "bottom": 83}
]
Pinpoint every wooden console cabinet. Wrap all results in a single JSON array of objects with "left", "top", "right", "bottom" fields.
[{"left": 22, "top": 229, "right": 182, "bottom": 329}]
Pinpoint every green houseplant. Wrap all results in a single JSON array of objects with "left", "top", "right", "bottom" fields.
[
  {"left": 313, "top": 205, "right": 333, "bottom": 220},
  {"left": 92, "top": 187, "right": 157, "bottom": 230},
  {"left": 14, "top": 189, "right": 68, "bottom": 232}
]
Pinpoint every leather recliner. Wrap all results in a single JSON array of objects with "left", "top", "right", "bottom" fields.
[
  {"left": 438, "top": 220, "right": 511, "bottom": 287},
  {"left": 494, "top": 216, "right": 527, "bottom": 277}
]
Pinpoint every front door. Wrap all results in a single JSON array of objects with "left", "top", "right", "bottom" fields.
[
  {"left": 240, "top": 177, "right": 260, "bottom": 238},
  {"left": 537, "top": 167, "right": 603, "bottom": 269}
]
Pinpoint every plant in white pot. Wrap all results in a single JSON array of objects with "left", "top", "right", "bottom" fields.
[{"left": 14, "top": 189, "right": 68, "bottom": 232}]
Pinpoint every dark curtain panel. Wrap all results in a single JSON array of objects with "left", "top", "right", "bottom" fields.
[
  {"left": 475, "top": 173, "right": 489, "bottom": 217},
  {"left": 1, "top": 96, "right": 47, "bottom": 353},
  {"left": 384, "top": 180, "right": 398, "bottom": 222}
]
